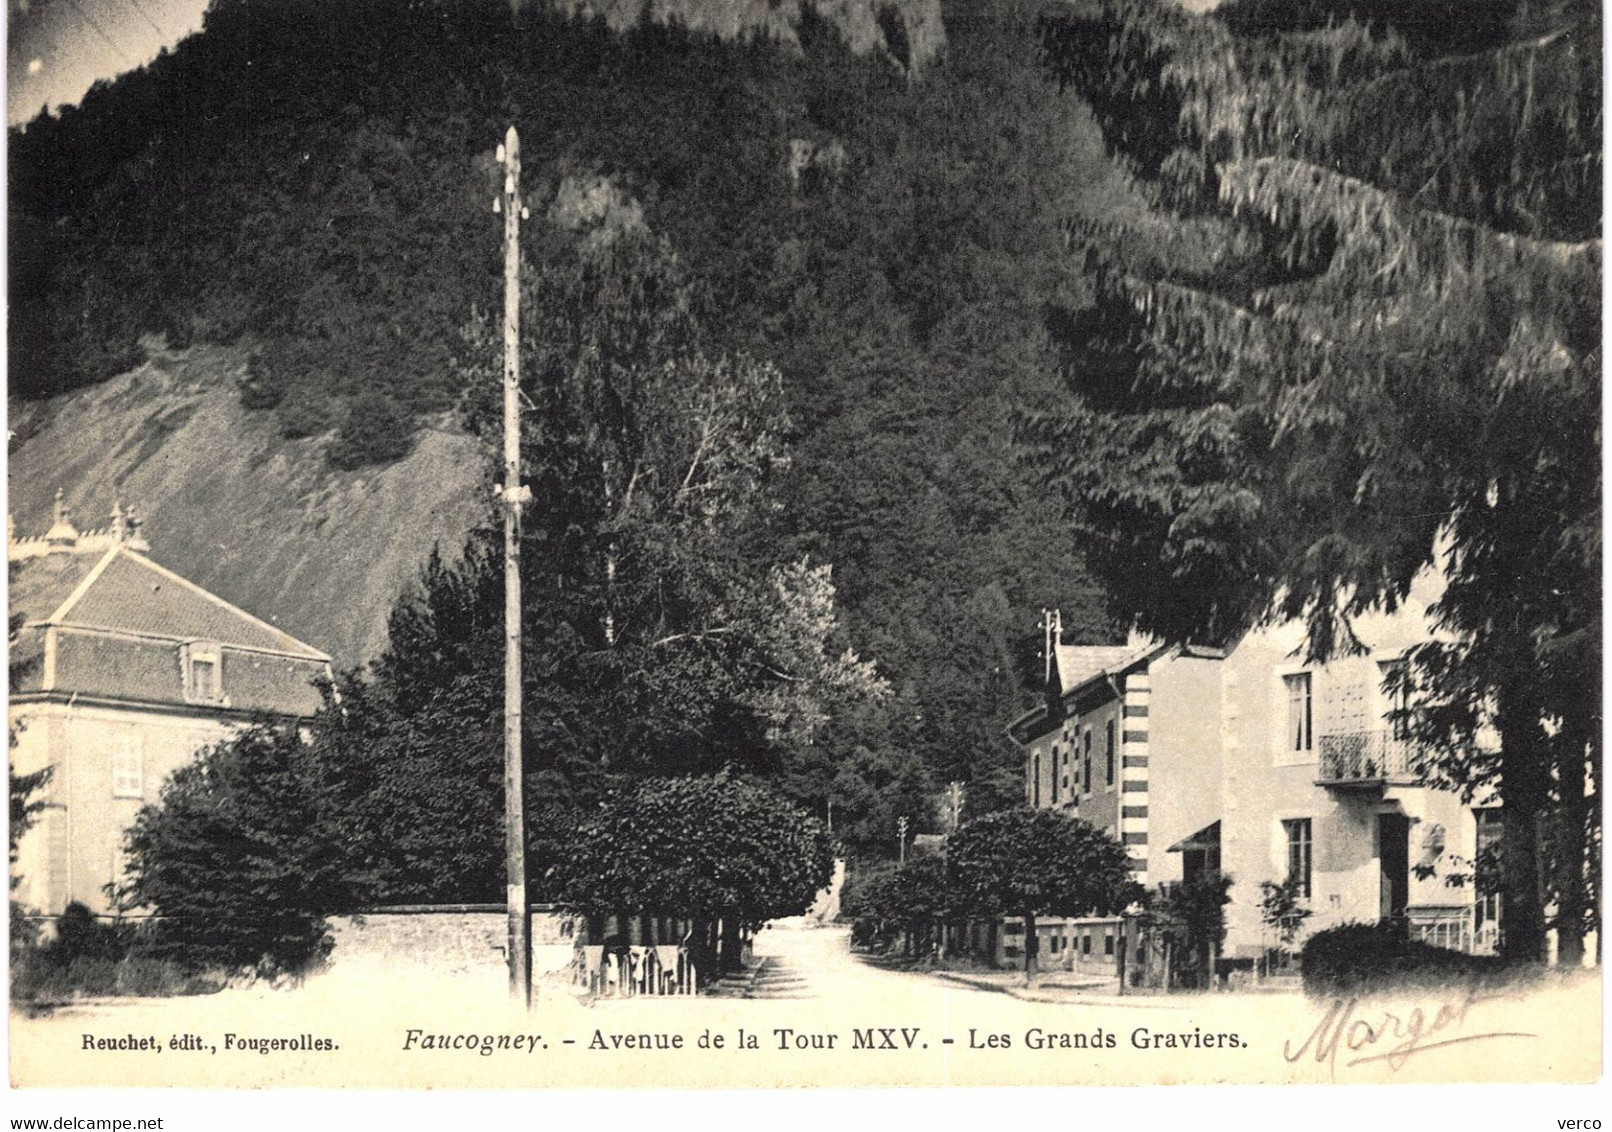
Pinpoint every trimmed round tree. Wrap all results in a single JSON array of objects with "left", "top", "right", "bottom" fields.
[
  {"left": 949, "top": 808, "right": 1142, "bottom": 984},
  {"left": 549, "top": 773, "right": 834, "bottom": 973}
]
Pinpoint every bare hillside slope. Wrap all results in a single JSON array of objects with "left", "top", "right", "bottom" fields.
[{"left": 8, "top": 341, "right": 485, "bottom": 667}]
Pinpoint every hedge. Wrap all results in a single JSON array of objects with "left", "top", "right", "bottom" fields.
[{"left": 1300, "top": 922, "right": 1511, "bottom": 996}]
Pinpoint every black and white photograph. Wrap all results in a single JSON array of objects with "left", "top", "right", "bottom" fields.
[{"left": 4, "top": 0, "right": 1603, "bottom": 1119}]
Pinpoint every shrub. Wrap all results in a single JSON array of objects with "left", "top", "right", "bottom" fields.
[
  {"left": 11, "top": 902, "right": 42, "bottom": 953},
  {"left": 277, "top": 390, "right": 331, "bottom": 440},
  {"left": 328, "top": 390, "right": 415, "bottom": 469},
  {"left": 839, "top": 862, "right": 896, "bottom": 949},
  {"left": 46, "top": 901, "right": 133, "bottom": 967},
  {"left": 838, "top": 862, "right": 891, "bottom": 919},
  {"left": 10, "top": 906, "right": 225, "bottom": 1005},
  {"left": 12, "top": 950, "right": 224, "bottom": 1004},
  {"left": 844, "top": 857, "right": 955, "bottom": 956},
  {"left": 237, "top": 352, "right": 286, "bottom": 411},
  {"left": 1300, "top": 922, "right": 1510, "bottom": 996},
  {"left": 1259, "top": 878, "right": 1312, "bottom": 949},
  {"left": 123, "top": 725, "right": 347, "bottom": 976},
  {"left": 1148, "top": 872, "right": 1233, "bottom": 985}
]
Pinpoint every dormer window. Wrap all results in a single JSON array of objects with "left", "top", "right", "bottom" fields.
[{"left": 185, "top": 643, "right": 222, "bottom": 703}]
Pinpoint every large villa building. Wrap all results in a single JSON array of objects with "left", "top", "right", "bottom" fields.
[
  {"left": 9, "top": 496, "right": 332, "bottom": 917},
  {"left": 1008, "top": 584, "right": 1501, "bottom": 978}
]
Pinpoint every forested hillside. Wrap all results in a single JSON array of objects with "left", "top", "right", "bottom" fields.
[{"left": 9, "top": 0, "right": 1133, "bottom": 842}]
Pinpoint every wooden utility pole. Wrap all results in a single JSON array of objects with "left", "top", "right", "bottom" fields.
[{"left": 496, "top": 125, "right": 533, "bottom": 1007}]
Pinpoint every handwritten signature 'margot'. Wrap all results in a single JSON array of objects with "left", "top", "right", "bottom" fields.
[{"left": 1283, "top": 985, "right": 1534, "bottom": 1074}]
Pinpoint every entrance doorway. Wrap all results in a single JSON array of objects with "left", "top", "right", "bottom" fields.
[{"left": 1378, "top": 813, "right": 1410, "bottom": 923}]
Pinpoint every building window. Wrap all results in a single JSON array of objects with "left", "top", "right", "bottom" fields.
[
  {"left": 1473, "top": 808, "right": 1502, "bottom": 895},
  {"left": 1105, "top": 718, "right": 1116, "bottom": 786},
  {"left": 1474, "top": 808, "right": 1503, "bottom": 934},
  {"left": 1104, "top": 933, "right": 1115, "bottom": 956},
  {"left": 1380, "top": 659, "right": 1413, "bottom": 740},
  {"left": 1032, "top": 755, "right": 1040, "bottom": 808},
  {"left": 1083, "top": 730, "right": 1093, "bottom": 796},
  {"left": 1284, "top": 818, "right": 1313, "bottom": 899},
  {"left": 1284, "top": 673, "right": 1313, "bottom": 753},
  {"left": 1050, "top": 744, "right": 1060, "bottom": 805},
  {"left": 186, "top": 643, "right": 223, "bottom": 703},
  {"left": 1474, "top": 807, "right": 1502, "bottom": 857},
  {"left": 1082, "top": 934, "right": 1092, "bottom": 955},
  {"left": 112, "top": 738, "right": 143, "bottom": 799}
]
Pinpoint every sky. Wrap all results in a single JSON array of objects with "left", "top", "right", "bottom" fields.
[{"left": 7, "top": 0, "right": 210, "bottom": 126}]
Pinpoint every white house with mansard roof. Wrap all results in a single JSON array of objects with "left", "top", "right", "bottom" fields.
[{"left": 9, "top": 494, "right": 333, "bottom": 917}]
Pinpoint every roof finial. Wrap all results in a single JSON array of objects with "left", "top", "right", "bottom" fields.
[
  {"left": 110, "top": 501, "right": 127, "bottom": 543},
  {"left": 45, "top": 489, "right": 80, "bottom": 549},
  {"left": 1043, "top": 607, "right": 1054, "bottom": 686},
  {"left": 123, "top": 505, "right": 150, "bottom": 553}
]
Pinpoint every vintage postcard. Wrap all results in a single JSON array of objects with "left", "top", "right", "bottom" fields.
[{"left": 5, "top": 0, "right": 1602, "bottom": 1119}]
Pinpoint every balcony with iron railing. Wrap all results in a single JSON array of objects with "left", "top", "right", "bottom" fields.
[{"left": 1316, "top": 729, "right": 1425, "bottom": 788}]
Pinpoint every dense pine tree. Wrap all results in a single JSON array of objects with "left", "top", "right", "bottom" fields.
[{"left": 1022, "top": 0, "right": 1600, "bottom": 962}]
